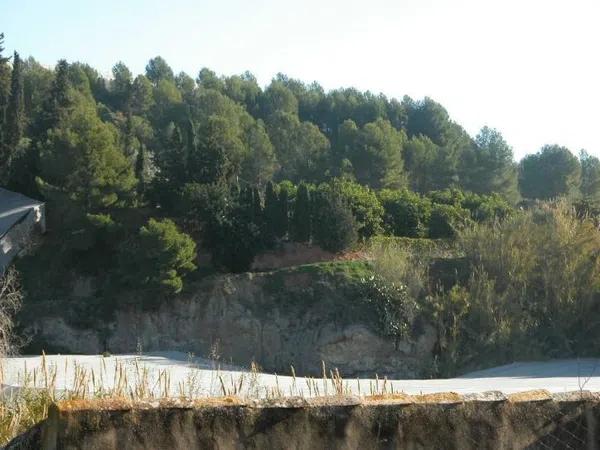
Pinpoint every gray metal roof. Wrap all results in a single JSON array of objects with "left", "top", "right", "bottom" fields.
[{"left": 0, "top": 188, "right": 44, "bottom": 239}]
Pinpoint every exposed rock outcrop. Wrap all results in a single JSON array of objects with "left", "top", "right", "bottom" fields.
[{"left": 26, "top": 265, "right": 436, "bottom": 378}]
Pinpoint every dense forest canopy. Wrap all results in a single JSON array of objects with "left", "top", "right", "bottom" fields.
[{"left": 1, "top": 31, "right": 599, "bottom": 293}]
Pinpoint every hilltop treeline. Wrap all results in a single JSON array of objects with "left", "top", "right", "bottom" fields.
[{"left": 0, "top": 32, "right": 598, "bottom": 296}]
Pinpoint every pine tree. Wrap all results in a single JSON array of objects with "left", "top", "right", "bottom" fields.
[
  {"left": 188, "top": 118, "right": 235, "bottom": 185},
  {"left": 291, "top": 182, "right": 311, "bottom": 242},
  {"left": 38, "top": 90, "right": 136, "bottom": 214},
  {"left": 580, "top": 150, "right": 600, "bottom": 202}
]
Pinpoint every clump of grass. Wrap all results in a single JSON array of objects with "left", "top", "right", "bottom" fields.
[{"left": 0, "top": 387, "right": 53, "bottom": 445}]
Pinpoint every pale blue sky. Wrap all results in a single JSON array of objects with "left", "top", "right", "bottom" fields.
[{"left": 3, "top": 0, "right": 599, "bottom": 159}]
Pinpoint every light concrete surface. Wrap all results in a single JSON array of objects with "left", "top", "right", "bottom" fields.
[{"left": 2, "top": 352, "right": 600, "bottom": 398}]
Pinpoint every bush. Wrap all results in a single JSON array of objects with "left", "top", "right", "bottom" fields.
[
  {"left": 430, "top": 201, "right": 600, "bottom": 375},
  {"left": 119, "top": 218, "right": 197, "bottom": 295},
  {"left": 379, "top": 189, "right": 431, "bottom": 237},
  {"left": 360, "top": 275, "right": 419, "bottom": 339},
  {"left": 370, "top": 236, "right": 457, "bottom": 259},
  {"left": 427, "top": 188, "right": 465, "bottom": 206},
  {"left": 332, "top": 179, "right": 383, "bottom": 240},
  {"left": 461, "top": 192, "right": 513, "bottom": 222},
  {"left": 370, "top": 240, "right": 429, "bottom": 301},
  {"left": 428, "top": 204, "right": 471, "bottom": 238}
]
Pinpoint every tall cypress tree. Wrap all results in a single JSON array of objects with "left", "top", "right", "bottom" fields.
[
  {"left": 277, "top": 184, "right": 289, "bottom": 239},
  {"left": 263, "top": 181, "right": 279, "bottom": 244},
  {"left": 160, "top": 125, "right": 186, "bottom": 185},
  {"left": 291, "top": 183, "right": 311, "bottom": 242},
  {"left": 1, "top": 51, "right": 24, "bottom": 182},
  {"left": 252, "top": 186, "right": 263, "bottom": 223},
  {"left": 36, "top": 59, "right": 71, "bottom": 138},
  {"left": 135, "top": 143, "right": 146, "bottom": 196},
  {"left": 229, "top": 182, "right": 240, "bottom": 201},
  {"left": 5, "top": 51, "right": 24, "bottom": 145},
  {"left": 123, "top": 110, "right": 136, "bottom": 160},
  {"left": 241, "top": 186, "right": 254, "bottom": 218},
  {"left": 0, "top": 33, "right": 11, "bottom": 138}
]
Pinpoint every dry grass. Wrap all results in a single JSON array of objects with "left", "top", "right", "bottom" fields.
[
  {"left": 0, "top": 355, "right": 411, "bottom": 445},
  {"left": 507, "top": 390, "right": 552, "bottom": 403},
  {"left": 0, "top": 353, "right": 572, "bottom": 445},
  {"left": 3, "top": 353, "right": 569, "bottom": 446}
]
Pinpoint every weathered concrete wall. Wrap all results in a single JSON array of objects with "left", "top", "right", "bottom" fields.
[
  {"left": 7, "top": 391, "right": 600, "bottom": 449},
  {"left": 27, "top": 269, "right": 436, "bottom": 378}
]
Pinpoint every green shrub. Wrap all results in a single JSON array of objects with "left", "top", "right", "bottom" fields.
[
  {"left": 378, "top": 188, "right": 431, "bottom": 237},
  {"left": 427, "top": 188, "right": 465, "bottom": 206},
  {"left": 370, "top": 240, "right": 429, "bottom": 301},
  {"left": 428, "top": 204, "right": 471, "bottom": 238},
  {"left": 331, "top": 179, "right": 383, "bottom": 240},
  {"left": 369, "top": 236, "right": 457, "bottom": 259},
  {"left": 119, "top": 218, "right": 197, "bottom": 295},
  {"left": 360, "top": 275, "right": 419, "bottom": 339},
  {"left": 461, "top": 192, "right": 513, "bottom": 222},
  {"left": 430, "top": 201, "right": 600, "bottom": 375}
]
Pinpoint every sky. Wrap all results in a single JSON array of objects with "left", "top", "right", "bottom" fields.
[{"left": 3, "top": 0, "right": 599, "bottom": 160}]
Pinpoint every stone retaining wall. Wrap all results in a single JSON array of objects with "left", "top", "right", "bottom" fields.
[{"left": 6, "top": 390, "right": 600, "bottom": 449}]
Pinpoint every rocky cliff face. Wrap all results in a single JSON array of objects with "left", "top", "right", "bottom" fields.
[{"left": 26, "top": 264, "right": 436, "bottom": 378}]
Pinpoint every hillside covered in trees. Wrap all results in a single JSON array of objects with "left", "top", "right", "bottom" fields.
[{"left": 1, "top": 30, "right": 599, "bottom": 318}]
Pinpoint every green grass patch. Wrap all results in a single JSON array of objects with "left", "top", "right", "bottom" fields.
[
  {"left": 369, "top": 236, "right": 458, "bottom": 258},
  {"left": 286, "top": 260, "right": 373, "bottom": 279}
]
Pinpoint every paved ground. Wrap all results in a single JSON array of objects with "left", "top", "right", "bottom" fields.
[{"left": 2, "top": 352, "right": 600, "bottom": 398}]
